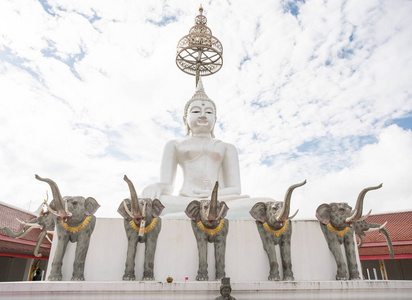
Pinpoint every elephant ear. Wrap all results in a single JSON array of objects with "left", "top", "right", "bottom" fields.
[
  {"left": 152, "top": 199, "right": 165, "bottom": 217},
  {"left": 185, "top": 200, "right": 201, "bottom": 222},
  {"left": 249, "top": 202, "right": 267, "bottom": 223},
  {"left": 118, "top": 199, "right": 132, "bottom": 221},
  {"left": 218, "top": 201, "right": 229, "bottom": 219},
  {"left": 316, "top": 203, "right": 331, "bottom": 225},
  {"left": 85, "top": 197, "right": 100, "bottom": 216}
]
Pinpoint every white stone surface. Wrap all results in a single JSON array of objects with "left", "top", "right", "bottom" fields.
[
  {"left": 1, "top": 281, "right": 412, "bottom": 300},
  {"left": 45, "top": 219, "right": 361, "bottom": 281}
]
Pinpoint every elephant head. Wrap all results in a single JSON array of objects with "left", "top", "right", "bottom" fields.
[
  {"left": 353, "top": 220, "right": 394, "bottom": 259},
  {"left": 35, "top": 174, "right": 100, "bottom": 225},
  {"left": 0, "top": 208, "right": 55, "bottom": 258},
  {"left": 118, "top": 175, "right": 164, "bottom": 230},
  {"left": 250, "top": 180, "right": 306, "bottom": 228},
  {"left": 185, "top": 182, "right": 229, "bottom": 227},
  {"left": 316, "top": 183, "right": 383, "bottom": 231}
]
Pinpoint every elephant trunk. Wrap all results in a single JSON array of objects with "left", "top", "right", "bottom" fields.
[
  {"left": 346, "top": 183, "right": 382, "bottom": 223},
  {"left": 357, "top": 235, "right": 364, "bottom": 248},
  {"left": 34, "top": 227, "right": 47, "bottom": 257},
  {"left": 277, "top": 180, "right": 306, "bottom": 222},
  {"left": 123, "top": 175, "right": 142, "bottom": 220},
  {"left": 362, "top": 222, "right": 394, "bottom": 259},
  {"left": 208, "top": 182, "right": 219, "bottom": 222},
  {"left": 35, "top": 174, "right": 71, "bottom": 220},
  {"left": 379, "top": 227, "right": 395, "bottom": 259},
  {"left": 0, "top": 225, "right": 34, "bottom": 239}
]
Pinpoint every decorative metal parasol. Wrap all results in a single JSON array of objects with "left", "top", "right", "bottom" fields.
[{"left": 176, "top": 5, "right": 223, "bottom": 86}]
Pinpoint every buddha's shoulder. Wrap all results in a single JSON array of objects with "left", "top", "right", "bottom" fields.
[{"left": 167, "top": 138, "right": 237, "bottom": 150}]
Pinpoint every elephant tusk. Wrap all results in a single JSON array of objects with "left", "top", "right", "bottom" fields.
[
  {"left": 358, "top": 209, "right": 372, "bottom": 222},
  {"left": 366, "top": 222, "right": 388, "bottom": 232},
  {"left": 346, "top": 209, "right": 358, "bottom": 223},
  {"left": 123, "top": 200, "right": 134, "bottom": 219},
  {"left": 217, "top": 205, "right": 225, "bottom": 220},
  {"left": 288, "top": 209, "right": 299, "bottom": 220},
  {"left": 64, "top": 200, "right": 72, "bottom": 218},
  {"left": 11, "top": 226, "right": 34, "bottom": 239},
  {"left": 379, "top": 221, "right": 388, "bottom": 230},
  {"left": 16, "top": 218, "right": 27, "bottom": 225},
  {"left": 46, "top": 233, "right": 53, "bottom": 243},
  {"left": 43, "top": 201, "right": 60, "bottom": 218},
  {"left": 16, "top": 219, "right": 42, "bottom": 229},
  {"left": 142, "top": 202, "right": 146, "bottom": 218},
  {"left": 201, "top": 201, "right": 208, "bottom": 220}
]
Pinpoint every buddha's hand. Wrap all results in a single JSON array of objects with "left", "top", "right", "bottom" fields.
[
  {"left": 141, "top": 183, "right": 172, "bottom": 200},
  {"left": 191, "top": 189, "right": 213, "bottom": 198}
]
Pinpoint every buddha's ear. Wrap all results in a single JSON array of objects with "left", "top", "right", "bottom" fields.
[{"left": 183, "top": 116, "right": 191, "bottom": 136}]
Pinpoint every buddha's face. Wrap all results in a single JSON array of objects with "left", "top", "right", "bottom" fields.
[{"left": 185, "top": 100, "right": 216, "bottom": 136}]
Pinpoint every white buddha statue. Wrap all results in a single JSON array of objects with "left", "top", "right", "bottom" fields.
[{"left": 142, "top": 79, "right": 267, "bottom": 218}]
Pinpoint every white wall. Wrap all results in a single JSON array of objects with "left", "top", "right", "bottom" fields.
[{"left": 46, "top": 219, "right": 361, "bottom": 281}]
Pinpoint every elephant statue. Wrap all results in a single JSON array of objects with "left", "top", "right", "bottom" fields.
[
  {"left": 117, "top": 175, "right": 164, "bottom": 281},
  {"left": 35, "top": 174, "right": 100, "bottom": 281},
  {"left": 249, "top": 180, "right": 306, "bottom": 281},
  {"left": 353, "top": 220, "right": 394, "bottom": 258},
  {"left": 185, "top": 181, "right": 229, "bottom": 281},
  {"left": 0, "top": 207, "right": 55, "bottom": 257},
  {"left": 316, "top": 183, "right": 383, "bottom": 280}
]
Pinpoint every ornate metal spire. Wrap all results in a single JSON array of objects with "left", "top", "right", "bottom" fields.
[{"left": 176, "top": 6, "right": 223, "bottom": 86}]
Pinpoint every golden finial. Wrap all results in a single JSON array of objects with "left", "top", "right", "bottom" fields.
[{"left": 199, "top": 4, "right": 203, "bottom": 14}]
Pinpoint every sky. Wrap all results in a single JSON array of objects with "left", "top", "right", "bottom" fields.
[{"left": 0, "top": 0, "right": 411, "bottom": 220}]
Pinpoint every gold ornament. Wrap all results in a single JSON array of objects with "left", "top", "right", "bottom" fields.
[
  {"left": 263, "top": 220, "right": 289, "bottom": 237},
  {"left": 197, "top": 219, "right": 225, "bottom": 236},
  {"left": 327, "top": 223, "right": 350, "bottom": 237},
  {"left": 60, "top": 216, "right": 91, "bottom": 234},
  {"left": 129, "top": 218, "right": 158, "bottom": 234}
]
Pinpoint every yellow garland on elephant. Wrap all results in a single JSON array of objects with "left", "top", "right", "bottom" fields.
[
  {"left": 263, "top": 220, "right": 289, "bottom": 237},
  {"left": 197, "top": 219, "right": 225, "bottom": 236},
  {"left": 60, "top": 216, "right": 91, "bottom": 233},
  {"left": 327, "top": 223, "right": 350, "bottom": 237},
  {"left": 129, "top": 218, "right": 158, "bottom": 233}
]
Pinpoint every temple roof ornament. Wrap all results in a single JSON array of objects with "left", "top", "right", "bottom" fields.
[{"left": 176, "top": 6, "right": 223, "bottom": 86}]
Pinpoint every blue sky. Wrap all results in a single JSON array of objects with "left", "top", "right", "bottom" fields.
[{"left": 0, "top": 0, "right": 411, "bottom": 219}]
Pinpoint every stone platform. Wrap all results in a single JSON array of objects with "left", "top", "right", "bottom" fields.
[{"left": 1, "top": 281, "right": 412, "bottom": 300}]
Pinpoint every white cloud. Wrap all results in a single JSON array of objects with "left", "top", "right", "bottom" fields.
[{"left": 0, "top": 0, "right": 411, "bottom": 220}]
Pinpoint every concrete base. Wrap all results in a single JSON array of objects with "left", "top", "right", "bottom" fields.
[{"left": 1, "top": 281, "right": 412, "bottom": 299}]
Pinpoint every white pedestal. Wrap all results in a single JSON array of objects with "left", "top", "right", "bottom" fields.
[
  {"left": 45, "top": 219, "right": 361, "bottom": 281},
  {"left": 1, "top": 281, "right": 412, "bottom": 300}
]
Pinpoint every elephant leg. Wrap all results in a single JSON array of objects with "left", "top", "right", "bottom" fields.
[
  {"left": 344, "top": 235, "right": 361, "bottom": 280},
  {"left": 71, "top": 232, "right": 92, "bottom": 281},
  {"left": 191, "top": 222, "right": 208, "bottom": 281},
  {"left": 196, "top": 237, "right": 208, "bottom": 281},
  {"left": 257, "top": 224, "right": 280, "bottom": 281},
  {"left": 320, "top": 225, "right": 348, "bottom": 280},
  {"left": 280, "top": 237, "right": 294, "bottom": 281},
  {"left": 49, "top": 234, "right": 70, "bottom": 281},
  {"left": 142, "top": 234, "right": 158, "bottom": 281},
  {"left": 123, "top": 232, "right": 138, "bottom": 281},
  {"left": 214, "top": 235, "right": 226, "bottom": 280}
]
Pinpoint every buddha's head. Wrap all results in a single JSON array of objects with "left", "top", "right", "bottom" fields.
[{"left": 183, "top": 78, "right": 217, "bottom": 137}]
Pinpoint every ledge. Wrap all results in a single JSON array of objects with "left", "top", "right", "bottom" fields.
[{"left": 1, "top": 280, "right": 412, "bottom": 300}]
